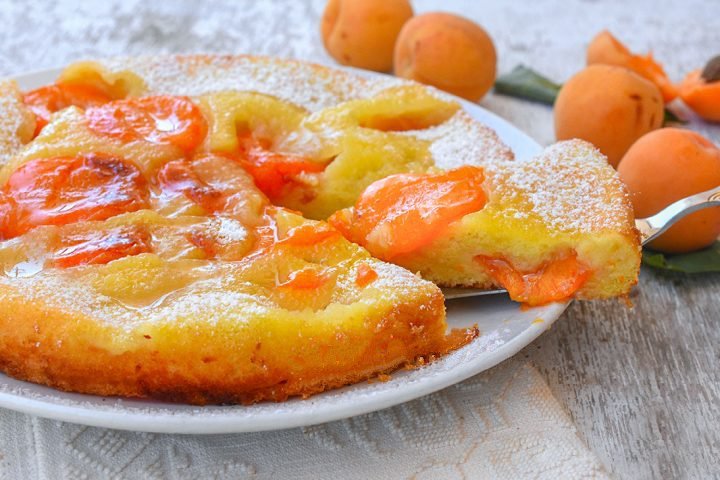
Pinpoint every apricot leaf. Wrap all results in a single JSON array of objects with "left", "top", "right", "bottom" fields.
[
  {"left": 494, "top": 65, "right": 560, "bottom": 106},
  {"left": 642, "top": 242, "right": 720, "bottom": 273}
]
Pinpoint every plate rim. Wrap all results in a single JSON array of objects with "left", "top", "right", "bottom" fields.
[{"left": 0, "top": 62, "right": 567, "bottom": 434}]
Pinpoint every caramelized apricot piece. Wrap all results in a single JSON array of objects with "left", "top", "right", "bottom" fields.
[
  {"left": 679, "top": 69, "right": 720, "bottom": 123},
  {"left": 355, "top": 263, "right": 378, "bottom": 287},
  {"left": 233, "top": 133, "right": 328, "bottom": 202},
  {"left": 475, "top": 252, "right": 589, "bottom": 306},
  {"left": 186, "top": 230, "right": 218, "bottom": 258},
  {"left": 157, "top": 158, "right": 225, "bottom": 213},
  {"left": 278, "top": 267, "right": 329, "bottom": 290},
  {"left": 53, "top": 226, "right": 151, "bottom": 268},
  {"left": 0, "top": 154, "right": 148, "bottom": 240},
  {"left": 23, "top": 83, "right": 114, "bottom": 136},
  {"left": 329, "top": 166, "right": 486, "bottom": 260},
  {"left": 279, "top": 223, "right": 341, "bottom": 247},
  {"left": 86, "top": 96, "right": 207, "bottom": 153},
  {"left": 587, "top": 30, "right": 678, "bottom": 102}
]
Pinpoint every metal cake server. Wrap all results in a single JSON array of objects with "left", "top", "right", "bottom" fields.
[{"left": 442, "top": 185, "right": 720, "bottom": 300}]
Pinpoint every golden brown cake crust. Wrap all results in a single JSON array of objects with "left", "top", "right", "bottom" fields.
[{"left": 0, "top": 274, "right": 448, "bottom": 405}]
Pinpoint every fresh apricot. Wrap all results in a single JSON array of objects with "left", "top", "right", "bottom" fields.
[
  {"left": 587, "top": 30, "right": 677, "bottom": 102},
  {"left": 393, "top": 12, "right": 497, "bottom": 102},
  {"left": 678, "top": 56, "right": 720, "bottom": 123},
  {"left": 320, "top": 0, "right": 413, "bottom": 72},
  {"left": 617, "top": 128, "right": 720, "bottom": 253},
  {"left": 554, "top": 65, "right": 663, "bottom": 167}
]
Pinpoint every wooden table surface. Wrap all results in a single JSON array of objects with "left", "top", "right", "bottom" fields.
[{"left": 1, "top": 0, "right": 718, "bottom": 478}]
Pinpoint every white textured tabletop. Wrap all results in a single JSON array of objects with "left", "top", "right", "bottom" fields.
[{"left": 0, "top": 1, "right": 719, "bottom": 479}]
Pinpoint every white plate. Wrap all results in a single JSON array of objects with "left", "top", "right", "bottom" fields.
[{"left": 0, "top": 66, "right": 567, "bottom": 434}]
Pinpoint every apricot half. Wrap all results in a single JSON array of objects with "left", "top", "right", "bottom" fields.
[
  {"left": 554, "top": 65, "right": 663, "bottom": 167},
  {"left": 320, "top": 0, "right": 413, "bottom": 72},
  {"left": 678, "top": 58, "right": 720, "bottom": 123},
  {"left": 587, "top": 30, "right": 677, "bottom": 102},
  {"left": 617, "top": 128, "right": 720, "bottom": 253},
  {"left": 393, "top": 12, "right": 497, "bottom": 102}
]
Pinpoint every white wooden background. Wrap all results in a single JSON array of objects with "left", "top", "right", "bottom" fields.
[{"left": 0, "top": 1, "right": 718, "bottom": 478}]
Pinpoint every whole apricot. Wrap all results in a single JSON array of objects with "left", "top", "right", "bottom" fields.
[
  {"left": 393, "top": 12, "right": 497, "bottom": 102},
  {"left": 617, "top": 128, "right": 720, "bottom": 253},
  {"left": 320, "top": 0, "right": 413, "bottom": 72},
  {"left": 554, "top": 65, "right": 664, "bottom": 167},
  {"left": 587, "top": 30, "right": 678, "bottom": 102}
]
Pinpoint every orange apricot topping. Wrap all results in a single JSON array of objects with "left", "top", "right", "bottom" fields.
[
  {"left": 24, "top": 83, "right": 114, "bottom": 137},
  {"left": 587, "top": 30, "right": 678, "bottom": 102},
  {"left": 678, "top": 69, "right": 720, "bottom": 123},
  {"left": 157, "top": 158, "right": 225, "bottom": 213},
  {"left": 232, "top": 133, "right": 328, "bottom": 203},
  {"left": 246, "top": 210, "right": 342, "bottom": 258},
  {"left": 475, "top": 252, "right": 589, "bottom": 307},
  {"left": 278, "top": 268, "right": 329, "bottom": 290},
  {"left": 0, "top": 154, "right": 148, "bottom": 240},
  {"left": 278, "top": 223, "right": 341, "bottom": 247},
  {"left": 329, "top": 166, "right": 487, "bottom": 260},
  {"left": 355, "top": 263, "right": 378, "bottom": 287},
  {"left": 86, "top": 96, "right": 207, "bottom": 153},
  {"left": 53, "top": 226, "right": 151, "bottom": 268},
  {"left": 186, "top": 230, "right": 218, "bottom": 259}
]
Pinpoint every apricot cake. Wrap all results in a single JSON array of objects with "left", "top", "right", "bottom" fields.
[{"left": 0, "top": 55, "right": 639, "bottom": 403}]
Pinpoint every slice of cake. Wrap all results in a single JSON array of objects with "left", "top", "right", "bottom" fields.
[{"left": 330, "top": 140, "right": 641, "bottom": 306}]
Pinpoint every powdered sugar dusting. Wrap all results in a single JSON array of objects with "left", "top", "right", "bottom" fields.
[
  {"left": 410, "top": 111, "right": 514, "bottom": 169},
  {"left": 102, "top": 55, "right": 371, "bottom": 113},
  {"left": 486, "top": 139, "right": 634, "bottom": 233},
  {"left": 0, "top": 80, "right": 32, "bottom": 169},
  {"left": 214, "top": 217, "right": 248, "bottom": 244}
]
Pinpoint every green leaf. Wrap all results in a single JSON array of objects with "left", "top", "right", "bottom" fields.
[
  {"left": 494, "top": 64, "right": 685, "bottom": 125},
  {"left": 642, "top": 242, "right": 720, "bottom": 273},
  {"left": 494, "top": 65, "right": 561, "bottom": 106},
  {"left": 663, "top": 108, "right": 686, "bottom": 125}
]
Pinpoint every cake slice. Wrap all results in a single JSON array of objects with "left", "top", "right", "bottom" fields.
[{"left": 330, "top": 140, "right": 641, "bottom": 306}]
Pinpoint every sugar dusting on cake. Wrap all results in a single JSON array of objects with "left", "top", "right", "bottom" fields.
[
  {"left": 0, "top": 80, "right": 34, "bottom": 170},
  {"left": 486, "top": 139, "right": 634, "bottom": 233}
]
